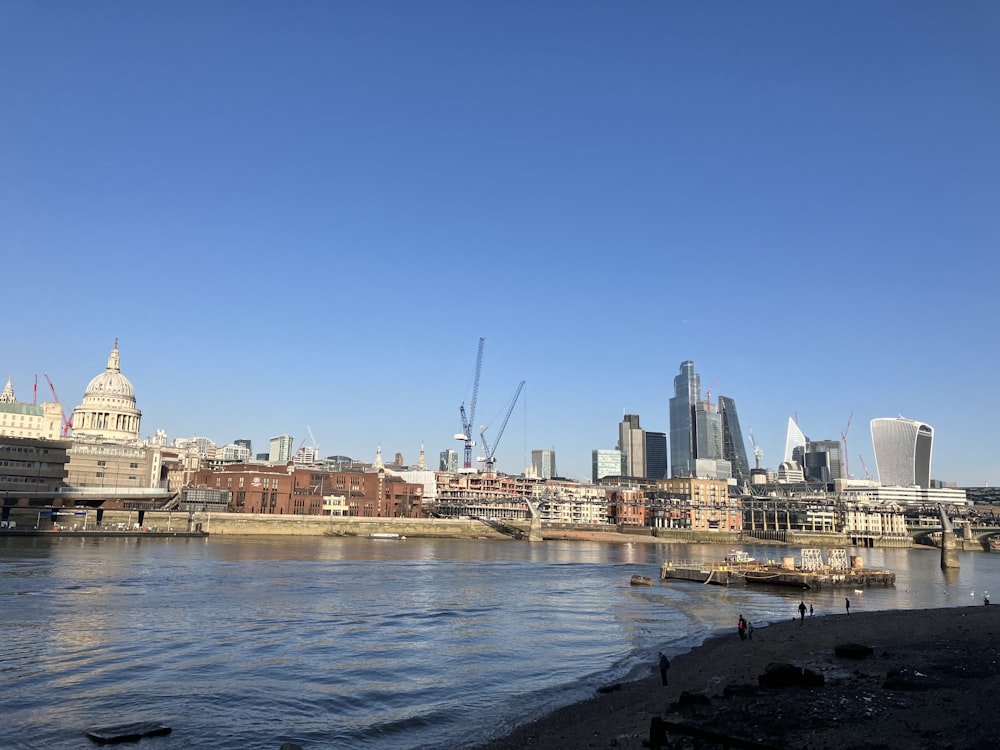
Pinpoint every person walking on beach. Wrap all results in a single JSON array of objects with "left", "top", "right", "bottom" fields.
[
  {"left": 658, "top": 651, "right": 670, "bottom": 686},
  {"left": 845, "top": 597, "right": 851, "bottom": 615},
  {"left": 798, "top": 600, "right": 807, "bottom": 623},
  {"left": 737, "top": 615, "right": 747, "bottom": 641},
  {"left": 809, "top": 604, "right": 814, "bottom": 616},
  {"left": 746, "top": 621, "right": 753, "bottom": 640}
]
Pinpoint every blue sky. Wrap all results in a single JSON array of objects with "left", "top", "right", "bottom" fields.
[{"left": 2, "top": 2, "right": 998, "bottom": 485}]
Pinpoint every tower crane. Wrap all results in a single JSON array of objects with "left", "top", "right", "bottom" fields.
[
  {"left": 455, "top": 337, "right": 485, "bottom": 470},
  {"left": 479, "top": 380, "right": 525, "bottom": 476},
  {"left": 841, "top": 412, "right": 853, "bottom": 479},
  {"left": 704, "top": 376, "right": 718, "bottom": 411},
  {"left": 748, "top": 429, "right": 763, "bottom": 470},
  {"left": 858, "top": 453, "right": 873, "bottom": 481},
  {"left": 43, "top": 373, "right": 72, "bottom": 436}
]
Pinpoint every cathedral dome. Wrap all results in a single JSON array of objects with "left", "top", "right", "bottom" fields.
[
  {"left": 70, "top": 339, "right": 142, "bottom": 444},
  {"left": 84, "top": 340, "right": 135, "bottom": 400}
]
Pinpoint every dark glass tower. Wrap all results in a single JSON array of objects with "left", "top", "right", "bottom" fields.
[
  {"left": 668, "top": 361, "right": 700, "bottom": 478},
  {"left": 717, "top": 396, "right": 750, "bottom": 486},
  {"left": 645, "top": 431, "right": 667, "bottom": 479}
]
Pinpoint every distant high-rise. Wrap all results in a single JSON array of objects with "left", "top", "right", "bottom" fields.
[
  {"left": 871, "top": 418, "right": 933, "bottom": 488},
  {"left": 618, "top": 414, "right": 646, "bottom": 478},
  {"left": 531, "top": 449, "right": 557, "bottom": 479},
  {"left": 784, "top": 418, "right": 806, "bottom": 463},
  {"left": 592, "top": 449, "right": 627, "bottom": 483},
  {"left": 235, "top": 439, "right": 252, "bottom": 456},
  {"left": 717, "top": 396, "right": 750, "bottom": 486},
  {"left": 669, "top": 361, "right": 701, "bottom": 477},
  {"left": 668, "top": 361, "right": 738, "bottom": 481},
  {"left": 803, "top": 439, "right": 842, "bottom": 484},
  {"left": 439, "top": 449, "right": 459, "bottom": 472},
  {"left": 269, "top": 434, "right": 295, "bottom": 463},
  {"left": 645, "top": 432, "right": 667, "bottom": 480}
]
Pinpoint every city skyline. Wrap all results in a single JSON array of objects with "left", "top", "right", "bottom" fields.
[{"left": 3, "top": 3, "right": 998, "bottom": 485}]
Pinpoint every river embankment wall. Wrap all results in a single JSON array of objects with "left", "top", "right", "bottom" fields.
[{"left": 3, "top": 507, "right": 530, "bottom": 539}]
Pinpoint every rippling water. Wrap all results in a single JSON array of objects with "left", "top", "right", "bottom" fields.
[{"left": 1, "top": 535, "right": 996, "bottom": 749}]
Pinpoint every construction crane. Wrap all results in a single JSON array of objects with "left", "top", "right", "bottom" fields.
[
  {"left": 748, "top": 429, "right": 763, "bottom": 469},
  {"left": 479, "top": 380, "right": 525, "bottom": 476},
  {"left": 455, "top": 337, "right": 485, "bottom": 470},
  {"left": 841, "top": 412, "right": 854, "bottom": 479},
  {"left": 43, "top": 373, "right": 72, "bottom": 436},
  {"left": 307, "top": 425, "right": 319, "bottom": 457},
  {"left": 858, "top": 453, "right": 873, "bottom": 481},
  {"left": 704, "top": 376, "right": 718, "bottom": 411}
]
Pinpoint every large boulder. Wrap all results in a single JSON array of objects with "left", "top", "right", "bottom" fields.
[
  {"left": 758, "top": 662, "right": 825, "bottom": 688},
  {"left": 834, "top": 643, "right": 875, "bottom": 659}
]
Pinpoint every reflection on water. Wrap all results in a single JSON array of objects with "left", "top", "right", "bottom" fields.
[{"left": 1, "top": 536, "right": 997, "bottom": 749}]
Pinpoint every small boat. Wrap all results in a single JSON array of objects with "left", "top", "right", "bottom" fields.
[
  {"left": 630, "top": 575, "right": 654, "bottom": 586},
  {"left": 368, "top": 532, "right": 404, "bottom": 540},
  {"left": 724, "top": 550, "right": 755, "bottom": 564}
]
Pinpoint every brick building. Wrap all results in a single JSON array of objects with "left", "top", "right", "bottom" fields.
[{"left": 192, "top": 464, "right": 424, "bottom": 517}]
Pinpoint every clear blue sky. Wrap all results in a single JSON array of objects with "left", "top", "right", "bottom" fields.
[{"left": 2, "top": 2, "right": 998, "bottom": 485}]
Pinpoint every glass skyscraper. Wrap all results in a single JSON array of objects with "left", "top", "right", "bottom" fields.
[
  {"left": 717, "top": 396, "right": 750, "bottom": 486},
  {"left": 531, "top": 449, "right": 557, "bottom": 479},
  {"left": 871, "top": 417, "right": 933, "bottom": 488},
  {"left": 645, "top": 431, "right": 667, "bottom": 480},
  {"left": 668, "top": 361, "right": 700, "bottom": 478}
]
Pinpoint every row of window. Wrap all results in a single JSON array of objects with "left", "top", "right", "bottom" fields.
[{"left": 0, "top": 445, "right": 49, "bottom": 454}]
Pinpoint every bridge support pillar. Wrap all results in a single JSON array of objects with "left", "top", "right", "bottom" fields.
[
  {"left": 941, "top": 531, "right": 960, "bottom": 570},
  {"left": 527, "top": 516, "right": 543, "bottom": 543}
]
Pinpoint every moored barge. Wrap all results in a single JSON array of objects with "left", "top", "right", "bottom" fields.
[{"left": 660, "top": 548, "right": 895, "bottom": 590}]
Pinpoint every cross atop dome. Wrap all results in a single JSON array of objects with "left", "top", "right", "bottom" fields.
[{"left": 107, "top": 338, "right": 121, "bottom": 373}]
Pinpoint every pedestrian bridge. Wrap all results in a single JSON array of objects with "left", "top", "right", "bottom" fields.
[{"left": 907, "top": 521, "right": 1000, "bottom": 549}]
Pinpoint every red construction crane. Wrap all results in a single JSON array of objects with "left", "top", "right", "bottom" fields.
[
  {"left": 43, "top": 373, "right": 72, "bottom": 436},
  {"left": 840, "top": 412, "right": 854, "bottom": 479},
  {"left": 704, "top": 376, "right": 718, "bottom": 411},
  {"left": 858, "top": 453, "right": 873, "bottom": 481}
]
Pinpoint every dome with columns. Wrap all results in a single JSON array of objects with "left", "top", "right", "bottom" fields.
[
  {"left": 70, "top": 339, "right": 142, "bottom": 443},
  {"left": 83, "top": 341, "right": 135, "bottom": 399}
]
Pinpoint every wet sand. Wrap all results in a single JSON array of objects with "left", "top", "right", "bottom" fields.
[{"left": 473, "top": 604, "right": 1000, "bottom": 749}]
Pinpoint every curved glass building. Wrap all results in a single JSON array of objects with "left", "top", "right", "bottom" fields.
[{"left": 870, "top": 417, "right": 933, "bottom": 488}]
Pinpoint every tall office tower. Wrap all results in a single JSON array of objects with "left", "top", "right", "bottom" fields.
[
  {"left": 531, "top": 449, "right": 557, "bottom": 479},
  {"left": 783, "top": 418, "right": 807, "bottom": 463},
  {"left": 235, "top": 439, "right": 252, "bottom": 456},
  {"left": 717, "top": 396, "right": 750, "bottom": 486},
  {"left": 871, "top": 417, "right": 933, "bottom": 488},
  {"left": 592, "top": 449, "right": 628, "bottom": 483},
  {"left": 269, "top": 434, "right": 295, "bottom": 463},
  {"left": 693, "top": 401, "right": 731, "bottom": 480},
  {"left": 803, "top": 439, "right": 842, "bottom": 483},
  {"left": 645, "top": 432, "right": 667, "bottom": 480},
  {"left": 617, "top": 414, "right": 646, "bottom": 478},
  {"left": 669, "top": 361, "right": 701, "bottom": 477},
  {"left": 439, "top": 449, "right": 459, "bottom": 472}
]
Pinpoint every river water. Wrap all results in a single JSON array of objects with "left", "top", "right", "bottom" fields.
[{"left": 1, "top": 535, "right": 996, "bottom": 749}]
